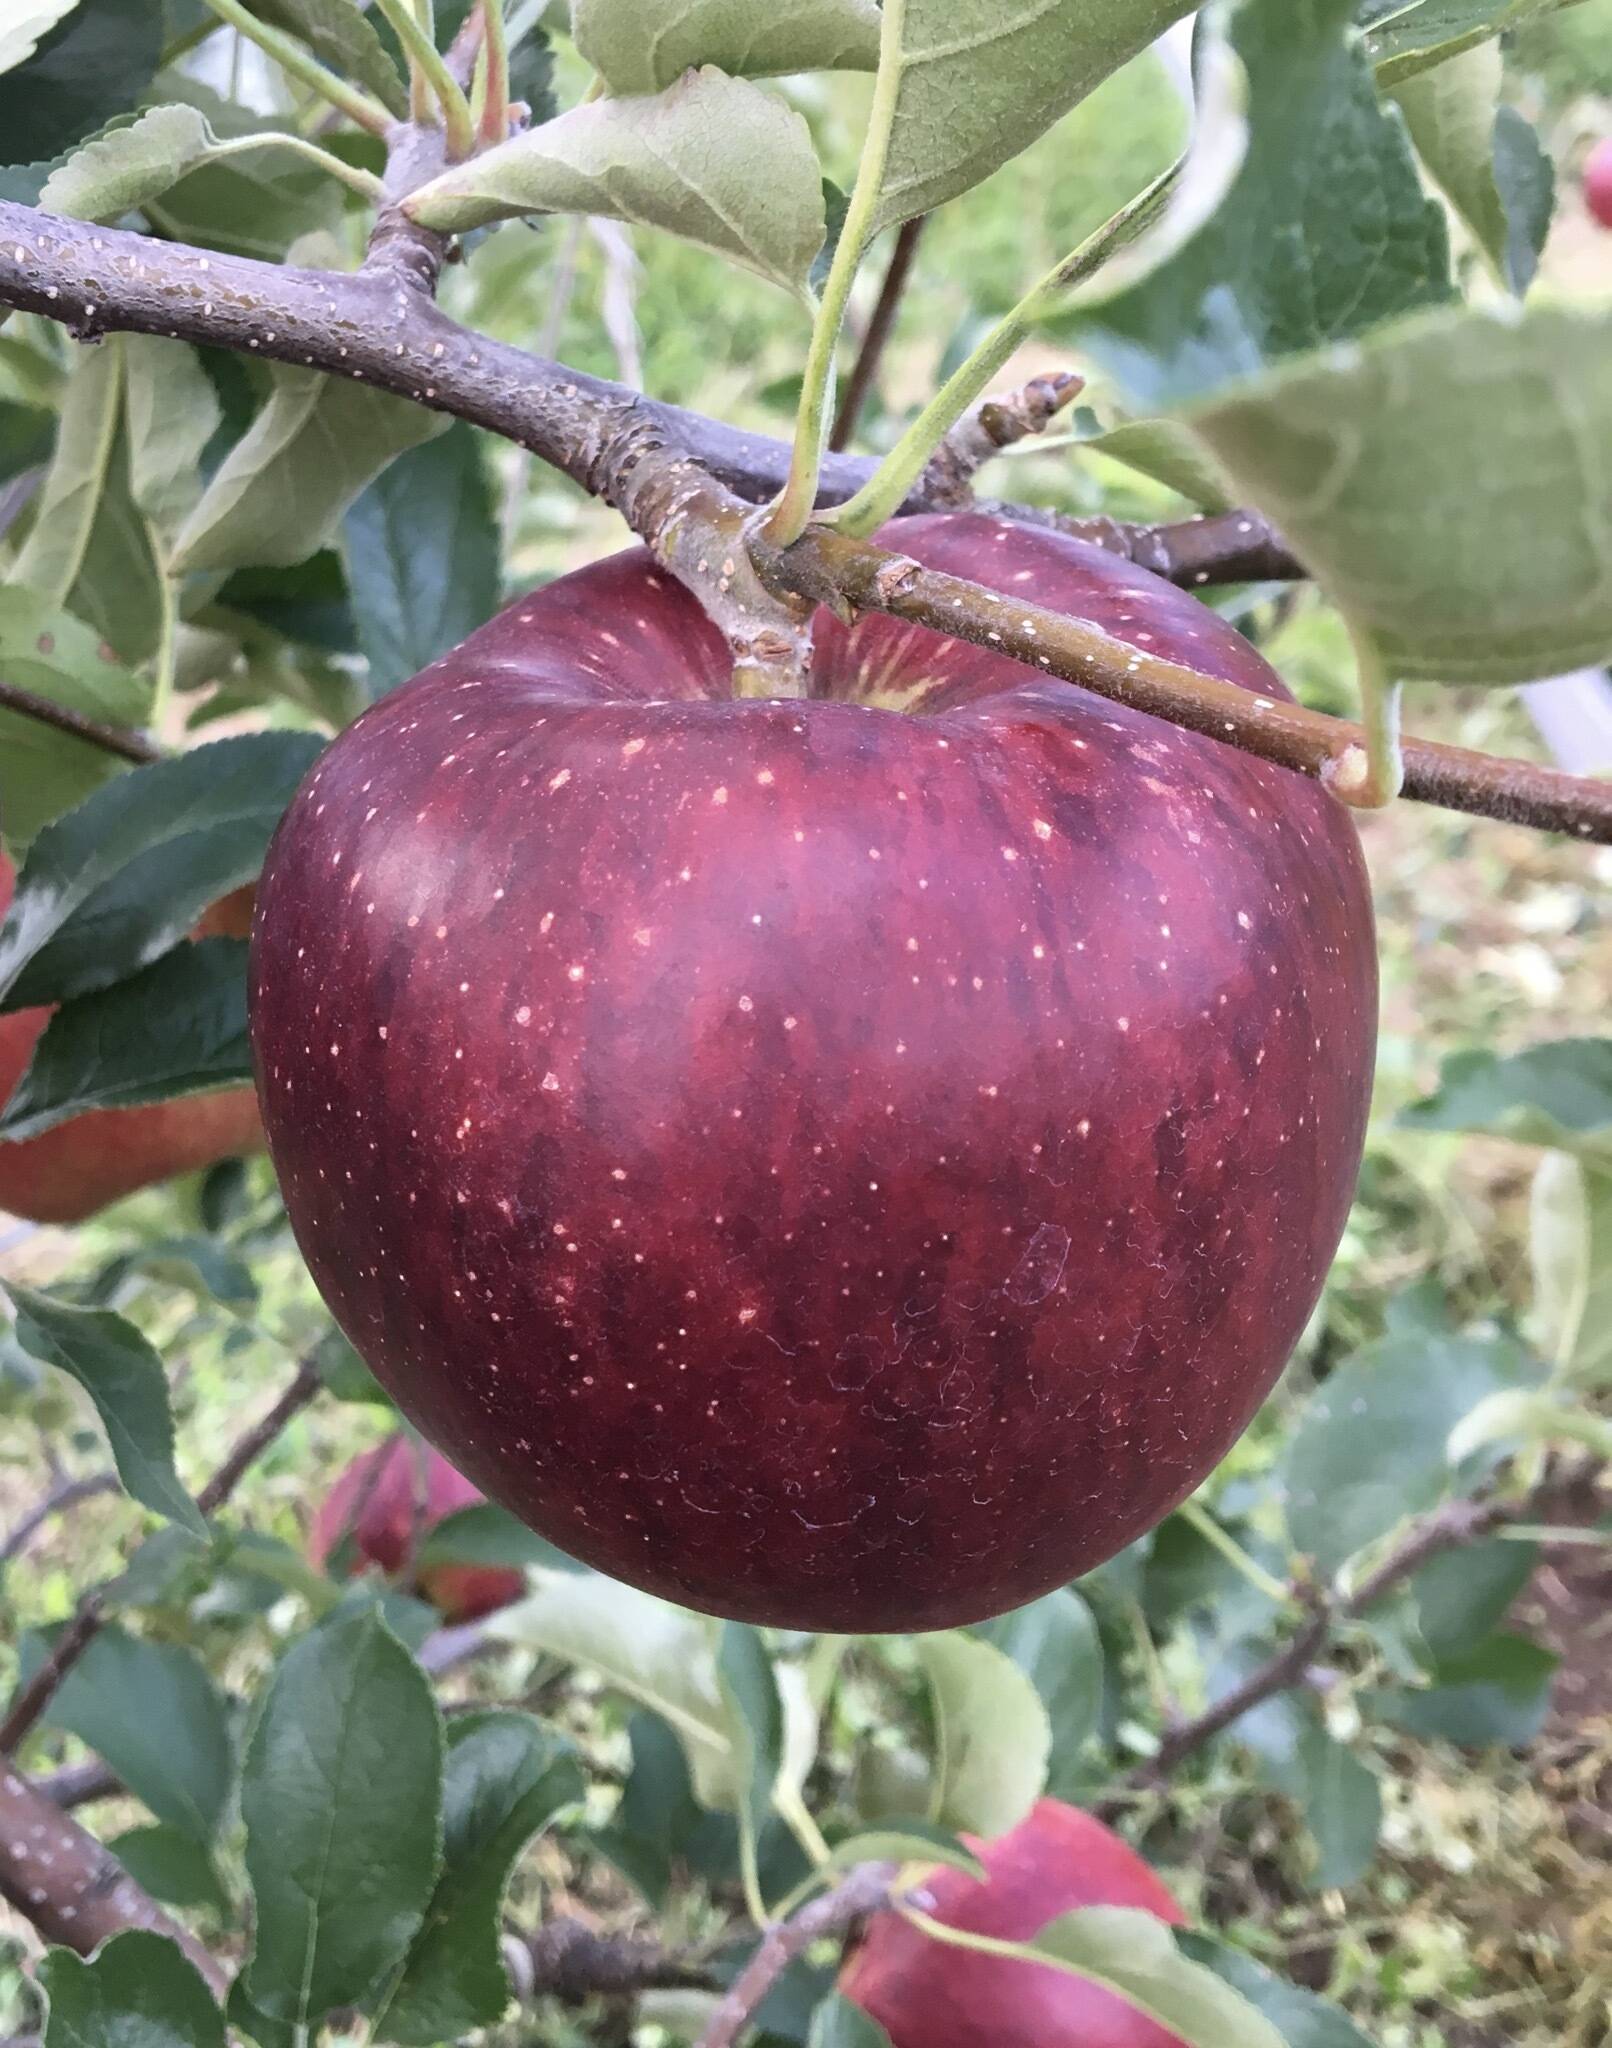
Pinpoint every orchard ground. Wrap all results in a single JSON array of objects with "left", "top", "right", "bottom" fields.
[{"left": 2, "top": 19, "right": 1610, "bottom": 2048}]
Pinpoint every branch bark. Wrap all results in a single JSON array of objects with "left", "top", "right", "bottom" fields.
[
  {"left": 0, "top": 200, "right": 1287, "bottom": 577},
  {"left": 1115, "top": 1457, "right": 1602, "bottom": 1796},
  {"left": 0, "top": 202, "right": 1604, "bottom": 834},
  {"left": 754, "top": 526, "right": 1612, "bottom": 841},
  {"left": 0, "top": 1361, "right": 321, "bottom": 1755},
  {"left": 1, "top": 1474, "right": 117, "bottom": 1565},
  {"left": 0, "top": 1759, "right": 228, "bottom": 1996},
  {"left": 0, "top": 681, "right": 161, "bottom": 765},
  {"left": 830, "top": 216, "right": 927, "bottom": 452},
  {"left": 696, "top": 1863, "right": 899, "bottom": 2048}
]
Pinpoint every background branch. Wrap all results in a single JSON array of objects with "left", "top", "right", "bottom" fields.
[
  {"left": 0, "top": 204, "right": 1601, "bottom": 833},
  {"left": 0, "top": 1361, "right": 321, "bottom": 1755},
  {"left": 1114, "top": 1455, "right": 1602, "bottom": 1796},
  {"left": 1, "top": 1475, "right": 117, "bottom": 1566},
  {"left": 696, "top": 1863, "right": 899, "bottom": 2048},
  {"left": 830, "top": 216, "right": 927, "bottom": 452},
  {"left": 0, "top": 681, "right": 161, "bottom": 765},
  {"left": 0, "top": 1760, "right": 228, "bottom": 1996}
]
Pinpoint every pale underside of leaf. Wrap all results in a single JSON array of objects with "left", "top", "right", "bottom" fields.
[
  {"left": 405, "top": 69, "right": 827, "bottom": 296},
  {"left": 868, "top": 0, "right": 1197, "bottom": 236},
  {"left": 572, "top": 0, "right": 881, "bottom": 96},
  {"left": 39, "top": 103, "right": 217, "bottom": 221},
  {"left": 172, "top": 368, "right": 448, "bottom": 574},
  {"left": 1185, "top": 298, "right": 1612, "bottom": 684}
]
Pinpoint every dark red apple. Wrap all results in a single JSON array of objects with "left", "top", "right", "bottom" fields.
[
  {"left": 310, "top": 1434, "right": 524, "bottom": 1621},
  {"left": 250, "top": 512, "right": 1375, "bottom": 1631},
  {"left": 0, "top": 865, "right": 263, "bottom": 1225},
  {"left": 842, "top": 1798, "right": 1186, "bottom": 2048},
  {"left": 1586, "top": 136, "right": 1612, "bottom": 229}
]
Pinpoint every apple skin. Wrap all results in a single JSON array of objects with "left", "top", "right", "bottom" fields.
[
  {"left": 841, "top": 1798, "right": 1186, "bottom": 2048},
  {"left": 250, "top": 512, "right": 1375, "bottom": 1632},
  {"left": 0, "top": 864, "right": 263, "bottom": 1226},
  {"left": 309, "top": 1434, "right": 525, "bottom": 1621},
  {"left": 1586, "top": 137, "right": 1612, "bottom": 229}
]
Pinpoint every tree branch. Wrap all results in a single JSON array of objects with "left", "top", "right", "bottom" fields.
[
  {"left": 1118, "top": 1456, "right": 1602, "bottom": 1794},
  {"left": 830, "top": 216, "right": 927, "bottom": 452},
  {"left": 0, "top": 200, "right": 1288, "bottom": 576},
  {"left": 506, "top": 1917, "right": 711, "bottom": 2003},
  {"left": 754, "top": 526, "right": 1612, "bottom": 841},
  {"left": 1, "top": 1474, "right": 117, "bottom": 1565},
  {"left": 0, "top": 1361, "right": 321, "bottom": 1755},
  {"left": 0, "top": 681, "right": 161, "bottom": 764},
  {"left": 0, "top": 203, "right": 1604, "bottom": 832},
  {"left": 696, "top": 1863, "right": 899, "bottom": 2048},
  {"left": 0, "top": 1759, "right": 228, "bottom": 1996}
]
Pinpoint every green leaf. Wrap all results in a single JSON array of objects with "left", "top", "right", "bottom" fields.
[
  {"left": 864, "top": 0, "right": 1195, "bottom": 237},
  {"left": 0, "top": 733, "right": 319, "bottom": 1010},
  {"left": 172, "top": 367, "right": 449, "bottom": 574},
  {"left": 248, "top": 0, "right": 409, "bottom": 116},
  {"left": 1365, "top": 0, "right": 1580, "bottom": 86},
  {"left": 1411, "top": 1536, "right": 1538, "bottom": 1664},
  {"left": 1367, "top": 1631, "right": 1559, "bottom": 1745},
  {"left": 1067, "top": 0, "right": 1451, "bottom": 412},
  {"left": 342, "top": 422, "right": 501, "bottom": 700},
  {"left": 718, "top": 1622, "right": 785, "bottom": 1896},
  {"left": 1283, "top": 1327, "right": 1535, "bottom": 1575},
  {"left": 122, "top": 336, "right": 222, "bottom": 546},
  {"left": 377, "top": 1711, "right": 583, "bottom": 2045},
  {"left": 907, "top": 1902, "right": 1287, "bottom": 2048},
  {"left": 237, "top": 1604, "right": 443, "bottom": 2036},
  {"left": 1529, "top": 1153, "right": 1612, "bottom": 1387},
  {"left": 1400, "top": 1039, "right": 1612, "bottom": 1164},
  {"left": 4, "top": 1286, "right": 205, "bottom": 1536},
  {"left": 972, "top": 1589, "right": 1103, "bottom": 1801},
  {"left": 1184, "top": 299, "right": 1612, "bottom": 686},
  {"left": 917, "top": 1631, "right": 1050, "bottom": 1839},
  {"left": 1175, "top": 1932, "right": 1379, "bottom": 2047},
  {"left": 38, "top": 103, "right": 223, "bottom": 222},
  {"left": 415, "top": 1500, "right": 581, "bottom": 1572},
  {"left": 21, "top": 1624, "right": 233, "bottom": 1839},
  {"left": 40, "top": 1932, "right": 224, "bottom": 2048},
  {"left": 488, "top": 1573, "right": 733, "bottom": 1806},
  {"left": 10, "top": 339, "right": 165, "bottom": 667},
  {"left": 809, "top": 1994, "right": 895, "bottom": 2048},
  {"left": 1490, "top": 104, "right": 1554, "bottom": 296},
  {"left": 1075, "top": 416, "right": 1238, "bottom": 512},
  {"left": 404, "top": 68, "right": 828, "bottom": 296},
  {"left": 0, "top": 0, "right": 160, "bottom": 167},
  {"left": 1392, "top": 41, "right": 1553, "bottom": 293},
  {"left": 0, "top": 397, "right": 55, "bottom": 483},
  {"left": 0, "top": 937, "right": 251, "bottom": 1138},
  {"left": 13, "top": 338, "right": 120, "bottom": 609},
  {"left": 140, "top": 80, "right": 344, "bottom": 262},
  {"left": 0, "top": 586, "right": 152, "bottom": 849},
  {"left": 1218, "top": 1674, "right": 1381, "bottom": 1888},
  {"left": 573, "top": 0, "right": 880, "bottom": 94},
  {"left": 110, "top": 1825, "right": 232, "bottom": 1917},
  {"left": 312, "top": 1325, "right": 395, "bottom": 1406}
]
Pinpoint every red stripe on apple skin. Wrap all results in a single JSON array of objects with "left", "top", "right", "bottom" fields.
[{"left": 250, "top": 513, "right": 1375, "bottom": 1633}]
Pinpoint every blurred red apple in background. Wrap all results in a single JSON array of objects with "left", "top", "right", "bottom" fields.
[
  {"left": 0, "top": 861, "right": 263, "bottom": 1225},
  {"left": 310, "top": 1433, "right": 524, "bottom": 1621},
  {"left": 251, "top": 512, "right": 1376, "bottom": 1631},
  {"left": 841, "top": 1798, "right": 1186, "bottom": 2048},
  {"left": 1586, "top": 136, "right": 1612, "bottom": 228}
]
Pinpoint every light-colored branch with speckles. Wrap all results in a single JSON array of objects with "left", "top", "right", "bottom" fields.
[
  {"left": 0, "top": 1760, "right": 229, "bottom": 1995},
  {"left": 752, "top": 527, "right": 1612, "bottom": 840},
  {"left": 0, "top": 199, "right": 1606, "bottom": 832}
]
